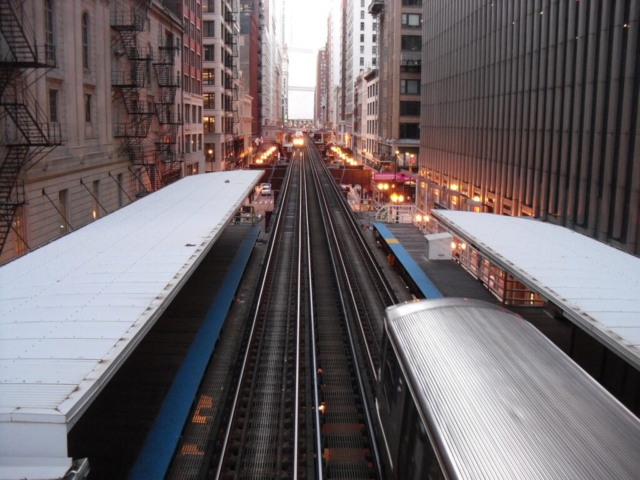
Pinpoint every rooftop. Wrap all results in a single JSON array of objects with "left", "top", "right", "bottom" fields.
[
  {"left": 0, "top": 171, "right": 262, "bottom": 477},
  {"left": 431, "top": 211, "right": 640, "bottom": 369}
]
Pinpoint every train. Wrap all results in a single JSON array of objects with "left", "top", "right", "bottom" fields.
[
  {"left": 292, "top": 131, "right": 305, "bottom": 148},
  {"left": 376, "top": 298, "right": 640, "bottom": 479}
]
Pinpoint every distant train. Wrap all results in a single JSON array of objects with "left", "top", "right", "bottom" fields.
[
  {"left": 293, "top": 131, "right": 305, "bottom": 148},
  {"left": 376, "top": 298, "right": 640, "bottom": 479}
]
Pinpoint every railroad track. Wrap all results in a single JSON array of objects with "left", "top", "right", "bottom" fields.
[{"left": 202, "top": 139, "right": 405, "bottom": 479}]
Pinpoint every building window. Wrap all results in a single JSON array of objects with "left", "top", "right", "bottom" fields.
[
  {"left": 12, "top": 206, "right": 27, "bottom": 256},
  {"left": 205, "top": 143, "right": 215, "bottom": 162},
  {"left": 185, "top": 135, "right": 191, "bottom": 153},
  {"left": 399, "top": 123, "right": 420, "bottom": 139},
  {"left": 59, "top": 189, "right": 69, "bottom": 234},
  {"left": 203, "top": 69, "right": 215, "bottom": 85},
  {"left": 402, "top": 0, "right": 422, "bottom": 5},
  {"left": 204, "top": 21, "right": 214, "bottom": 37},
  {"left": 360, "top": 34, "right": 364, "bottom": 42},
  {"left": 185, "top": 104, "right": 191, "bottom": 123},
  {"left": 361, "top": 10, "right": 365, "bottom": 19},
  {"left": 204, "top": 45, "right": 214, "bottom": 61},
  {"left": 49, "top": 89, "right": 58, "bottom": 122},
  {"left": 372, "top": 57, "right": 377, "bottom": 66},
  {"left": 204, "top": 93, "right": 215, "bottom": 108},
  {"left": 197, "top": 3, "right": 201, "bottom": 18},
  {"left": 191, "top": 49, "right": 195, "bottom": 66},
  {"left": 45, "top": 0, "right": 55, "bottom": 62},
  {"left": 117, "top": 173, "right": 124, "bottom": 207},
  {"left": 198, "top": 134, "right": 202, "bottom": 151},
  {"left": 196, "top": 79, "right": 201, "bottom": 94},
  {"left": 197, "top": 106, "right": 202, "bottom": 123},
  {"left": 197, "top": 28, "right": 201, "bottom": 44},
  {"left": 402, "top": 13, "right": 422, "bottom": 27},
  {"left": 203, "top": 116, "right": 215, "bottom": 132},
  {"left": 184, "top": 74, "right": 189, "bottom": 92},
  {"left": 184, "top": 45, "right": 189, "bottom": 64},
  {"left": 360, "top": 57, "right": 364, "bottom": 66},
  {"left": 196, "top": 54, "right": 201, "bottom": 70},
  {"left": 183, "top": 16, "right": 189, "bottom": 34},
  {"left": 400, "top": 79, "right": 420, "bottom": 94},
  {"left": 401, "top": 35, "right": 422, "bottom": 51},
  {"left": 84, "top": 94, "right": 92, "bottom": 122},
  {"left": 191, "top": 77, "right": 196, "bottom": 93},
  {"left": 82, "top": 13, "right": 89, "bottom": 68},
  {"left": 190, "top": 22, "right": 195, "bottom": 40},
  {"left": 372, "top": 34, "right": 377, "bottom": 43},
  {"left": 360, "top": 45, "right": 364, "bottom": 54},
  {"left": 360, "top": 22, "right": 364, "bottom": 31},
  {"left": 192, "top": 105, "right": 197, "bottom": 123},
  {"left": 400, "top": 101, "right": 420, "bottom": 116},
  {"left": 92, "top": 180, "right": 100, "bottom": 219}
]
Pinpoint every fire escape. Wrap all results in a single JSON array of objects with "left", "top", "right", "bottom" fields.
[
  {"left": 256, "top": 2, "right": 264, "bottom": 134},
  {"left": 223, "top": 8, "right": 236, "bottom": 161},
  {"left": 153, "top": 34, "right": 181, "bottom": 184},
  {"left": 111, "top": 0, "right": 158, "bottom": 192},
  {"left": 0, "top": 0, "right": 62, "bottom": 254},
  {"left": 230, "top": 4, "right": 239, "bottom": 137}
]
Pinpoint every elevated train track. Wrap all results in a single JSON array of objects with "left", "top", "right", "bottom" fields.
[{"left": 201, "top": 138, "right": 409, "bottom": 478}]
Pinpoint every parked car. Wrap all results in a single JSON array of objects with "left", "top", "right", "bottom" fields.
[{"left": 261, "top": 183, "right": 272, "bottom": 196}]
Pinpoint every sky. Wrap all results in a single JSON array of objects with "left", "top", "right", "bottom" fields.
[
  {"left": 286, "top": 0, "right": 333, "bottom": 119},
  {"left": 286, "top": 0, "right": 332, "bottom": 51}
]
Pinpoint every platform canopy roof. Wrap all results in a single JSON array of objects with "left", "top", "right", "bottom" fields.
[
  {"left": 0, "top": 171, "right": 263, "bottom": 478},
  {"left": 431, "top": 211, "right": 640, "bottom": 370}
]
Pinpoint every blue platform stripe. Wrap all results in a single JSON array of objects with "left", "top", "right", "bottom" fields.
[
  {"left": 374, "top": 223, "right": 443, "bottom": 299},
  {"left": 128, "top": 225, "right": 261, "bottom": 480}
]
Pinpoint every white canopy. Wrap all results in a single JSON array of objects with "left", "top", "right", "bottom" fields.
[
  {"left": 432, "top": 211, "right": 640, "bottom": 369},
  {"left": 0, "top": 171, "right": 263, "bottom": 478}
]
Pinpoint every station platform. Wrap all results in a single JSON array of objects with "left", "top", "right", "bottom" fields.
[
  {"left": 66, "top": 224, "right": 260, "bottom": 480},
  {"left": 373, "top": 220, "right": 640, "bottom": 418},
  {"left": 0, "top": 172, "right": 264, "bottom": 479},
  {"left": 375, "top": 222, "right": 573, "bottom": 349}
]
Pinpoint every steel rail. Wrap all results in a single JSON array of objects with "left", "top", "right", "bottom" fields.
[
  {"left": 317, "top": 154, "right": 397, "bottom": 306},
  {"left": 293, "top": 147, "right": 304, "bottom": 479},
  {"left": 309, "top": 150, "right": 379, "bottom": 383},
  {"left": 303, "top": 148, "right": 325, "bottom": 480},
  {"left": 213, "top": 160, "right": 296, "bottom": 480},
  {"left": 306, "top": 143, "right": 383, "bottom": 479}
]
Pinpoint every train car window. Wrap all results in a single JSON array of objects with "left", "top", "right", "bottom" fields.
[
  {"left": 382, "top": 352, "right": 402, "bottom": 413},
  {"left": 398, "top": 399, "right": 444, "bottom": 480},
  {"left": 380, "top": 343, "right": 406, "bottom": 465}
]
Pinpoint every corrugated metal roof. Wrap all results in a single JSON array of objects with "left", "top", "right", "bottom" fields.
[
  {"left": 387, "top": 298, "right": 640, "bottom": 479},
  {"left": 431, "top": 211, "right": 640, "bottom": 368},
  {"left": 0, "top": 171, "right": 262, "bottom": 431}
]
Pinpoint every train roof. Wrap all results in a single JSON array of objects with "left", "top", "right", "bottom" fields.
[{"left": 385, "top": 298, "right": 640, "bottom": 480}]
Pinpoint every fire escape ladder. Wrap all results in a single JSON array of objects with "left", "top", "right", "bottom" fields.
[
  {"left": 152, "top": 36, "right": 180, "bottom": 179},
  {"left": 0, "top": 0, "right": 61, "bottom": 256},
  {"left": 0, "top": 145, "right": 29, "bottom": 254},
  {"left": 111, "top": 1, "right": 157, "bottom": 188},
  {"left": 2, "top": 84, "right": 62, "bottom": 146},
  {"left": 0, "top": 0, "right": 38, "bottom": 63}
]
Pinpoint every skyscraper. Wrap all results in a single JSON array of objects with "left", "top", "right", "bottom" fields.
[{"left": 418, "top": 1, "right": 640, "bottom": 255}]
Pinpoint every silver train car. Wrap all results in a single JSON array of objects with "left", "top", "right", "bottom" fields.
[{"left": 376, "top": 298, "right": 640, "bottom": 479}]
